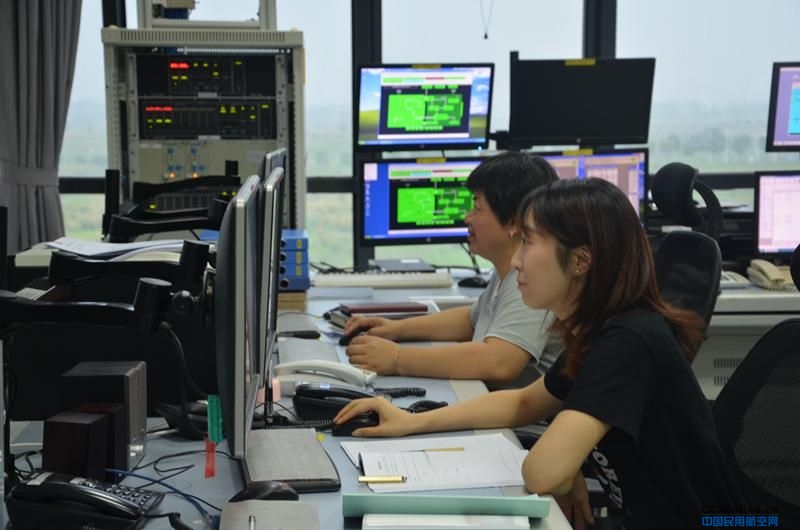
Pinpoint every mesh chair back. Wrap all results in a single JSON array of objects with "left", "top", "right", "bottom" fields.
[
  {"left": 713, "top": 319, "right": 800, "bottom": 529},
  {"left": 654, "top": 230, "right": 721, "bottom": 326}
]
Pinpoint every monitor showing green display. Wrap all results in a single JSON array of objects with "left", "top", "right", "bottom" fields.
[
  {"left": 356, "top": 64, "right": 494, "bottom": 151},
  {"left": 359, "top": 157, "right": 483, "bottom": 245}
]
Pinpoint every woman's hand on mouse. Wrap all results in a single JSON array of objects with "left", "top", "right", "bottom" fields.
[
  {"left": 343, "top": 315, "right": 402, "bottom": 340},
  {"left": 333, "top": 396, "right": 417, "bottom": 437},
  {"left": 345, "top": 335, "right": 401, "bottom": 375}
]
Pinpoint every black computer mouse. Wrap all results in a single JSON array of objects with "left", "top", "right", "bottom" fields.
[
  {"left": 457, "top": 276, "right": 488, "bottom": 288},
  {"left": 228, "top": 480, "right": 299, "bottom": 502},
  {"left": 331, "top": 412, "right": 380, "bottom": 437},
  {"left": 338, "top": 326, "right": 370, "bottom": 346}
]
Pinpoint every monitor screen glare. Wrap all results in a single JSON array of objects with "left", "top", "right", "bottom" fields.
[
  {"left": 361, "top": 158, "right": 481, "bottom": 245},
  {"left": 756, "top": 173, "right": 800, "bottom": 255},
  {"left": 356, "top": 64, "right": 494, "bottom": 151}
]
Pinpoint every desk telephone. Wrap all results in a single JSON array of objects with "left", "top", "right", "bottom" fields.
[
  {"left": 6, "top": 471, "right": 164, "bottom": 530},
  {"left": 293, "top": 382, "right": 375, "bottom": 420},
  {"left": 274, "top": 359, "right": 377, "bottom": 396},
  {"left": 747, "top": 259, "right": 794, "bottom": 290}
]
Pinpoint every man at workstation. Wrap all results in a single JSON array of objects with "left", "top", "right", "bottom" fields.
[
  {"left": 337, "top": 178, "right": 745, "bottom": 530},
  {"left": 343, "top": 152, "right": 563, "bottom": 388}
]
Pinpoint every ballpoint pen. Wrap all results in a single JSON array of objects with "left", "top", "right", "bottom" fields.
[
  {"left": 249, "top": 514, "right": 256, "bottom": 530},
  {"left": 357, "top": 475, "right": 408, "bottom": 484}
]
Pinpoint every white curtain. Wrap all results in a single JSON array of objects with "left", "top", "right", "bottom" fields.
[{"left": 0, "top": 0, "right": 82, "bottom": 253}]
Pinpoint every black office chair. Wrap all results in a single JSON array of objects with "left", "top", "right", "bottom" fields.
[
  {"left": 651, "top": 162, "right": 723, "bottom": 241},
  {"left": 710, "top": 243, "right": 800, "bottom": 530},
  {"left": 712, "top": 318, "right": 800, "bottom": 530},
  {"left": 653, "top": 230, "right": 722, "bottom": 327}
]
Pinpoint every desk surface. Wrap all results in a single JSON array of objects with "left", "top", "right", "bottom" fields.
[{"left": 9, "top": 287, "right": 571, "bottom": 530}]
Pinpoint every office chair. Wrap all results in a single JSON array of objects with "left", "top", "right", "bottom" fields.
[
  {"left": 710, "top": 245, "right": 800, "bottom": 529},
  {"left": 790, "top": 243, "right": 800, "bottom": 289},
  {"left": 653, "top": 230, "right": 722, "bottom": 326},
  {"left": 651, "top": 161, "right": 723, "bottom": 241},
  {"left": 712, "top": 316, "right": 800, "bottom": 530}
]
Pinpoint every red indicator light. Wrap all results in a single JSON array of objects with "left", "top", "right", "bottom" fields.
[{"left": 169, "top": 61, "right": 190, "bottom": 70}]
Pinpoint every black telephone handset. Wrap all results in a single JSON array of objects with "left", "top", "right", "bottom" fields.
[
  {"left": 7, "top": 472, "right": 165, "bottom": 529},
  {"left": 292, "top": 382, "right": 375, "bottom": 421},
  {"left": 11, "top": 480, "right": 140, "bottom": 519}
]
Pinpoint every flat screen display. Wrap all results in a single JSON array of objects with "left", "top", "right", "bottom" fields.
[
  {"left": 766, "top": 62, "right": 800, "bottom": 151},
  {"left": 355, "top": 64, "right": 494, "bottom": 151}
]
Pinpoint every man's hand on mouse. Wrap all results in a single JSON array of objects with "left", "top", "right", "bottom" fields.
[
  {"left": 345, "top": 335, "right": 402, "bottom": 375},
  {"left": 343, "top": 315, "right": 402, "bottom": 340},
  {"left": 333, "top": 396, "right": 417, "bottom": 437}
]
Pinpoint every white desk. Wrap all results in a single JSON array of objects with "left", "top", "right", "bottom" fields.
[
  {"left": 696, "top": 287, "right": 800, "bottom": 399},
  {"left": 8, "top": 288, "right": 570, "bottom": 530}
]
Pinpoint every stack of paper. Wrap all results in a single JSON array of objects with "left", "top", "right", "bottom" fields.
[
  {"left": 46, "top": 237, "right": 184, "bottom": 259},
  {"left": 342, "top": 433, "right": 529, "bottom": 493}
]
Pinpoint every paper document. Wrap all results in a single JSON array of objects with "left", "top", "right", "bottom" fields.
[
  {"left": 47, "top": 237, "right": 184, "bottom": 258},
  {"left": 359, "top": 449, "right": 528, "bottom": 493},
  {"left": 340, "top": 433, "right": 520, "bottom": 466}
]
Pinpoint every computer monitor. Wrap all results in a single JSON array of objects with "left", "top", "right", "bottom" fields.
[
  {"left": 214, "top": 174, "right": 261, "bottom": 459},
  {"left": 754, "top": 171, "right": 800, "bottom": 258},
  {"left": 535, "top": 148, "right": 649, "bottom": 218},
  {"left": 766, "top": 62, "right": 800, "bottom": 151},
  {"left": 355, "top": 64, "right": 494, "bottom": 151},
  {"left": 258, "top": 166, "right": 285, "bottom": 379},
  {"left": 509, "top": 56, "right": 655, "bottom": 147},
  {"left": 359, "top": 157, "right": 482, "bottom": 246},
  {"left": 266, "top": 147, "right": 288, "bottom": 173}
]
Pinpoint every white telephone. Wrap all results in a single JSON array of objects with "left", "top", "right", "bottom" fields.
[
  {"left": 747, "top": 259, "right": 794, "bottom": 290},
  {"left": 273, "top": 360, "right": 377, "bottom": 396}
]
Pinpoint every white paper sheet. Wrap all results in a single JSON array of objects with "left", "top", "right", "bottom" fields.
[
  {"left": 340, "top": 432, "right": 521, "bottom": 466},
  {"left": 359, "top": 449, "right": 528, "bottom": 493}
]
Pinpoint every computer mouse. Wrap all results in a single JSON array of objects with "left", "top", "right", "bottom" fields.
[
  {"left": 338, "top": 326, "right": 370, "bottom": 346},
  {"left": 457, "top": 276, "right": 488, "bottom": 288},
  {"left": 331, "top": 412, "right": 380, "bottom": 437},
  {"left": 228, "top": 480, "right": 299, "bottom": 502}
]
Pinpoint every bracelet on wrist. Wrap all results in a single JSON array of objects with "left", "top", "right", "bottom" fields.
[{"left": 393, "top": 345, "right": 404, "bottom": 375}]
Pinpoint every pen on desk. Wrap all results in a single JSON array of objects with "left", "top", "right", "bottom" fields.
[
  {"left": 358, "top": 475, "right": 408, "bottom": 484},
  {"left": 421, "top": 446, "right": 464, "bottom": 452},
  {"left": 249, "top": 514, "right": 256, "bottom": 530}
]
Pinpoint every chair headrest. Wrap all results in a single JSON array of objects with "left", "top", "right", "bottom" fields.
[
  {"left": 651, "top": 162, "right": 704, "bottom": 227},
  {"left": 791, "top": 244, "right": 800, "bottom": 290}
]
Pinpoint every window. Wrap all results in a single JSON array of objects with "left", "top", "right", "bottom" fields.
[
  {"left": 377, "top": 0, "right": 582, "bottom": 265},
  {"left": 618, "top": 0, "right": 800, "bottom": 175}
]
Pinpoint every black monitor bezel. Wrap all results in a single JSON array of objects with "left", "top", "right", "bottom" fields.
[
  {"left": 765, "top": 62, "right": 800, "bottom": 152},
  {"left": 753, "top": 170, "right": 800, "bottom": 260},
  {"left": 354, "top": 63, "right": 495, "bottom": 152},
  {"left": 357, "top": 156, "right": 487, "bottom": 247},
  {"left": 509, "top": 56, "right": 655, "bottom": 148},
  {"left": 531, "top": 146, "right": 650, "bottom": 221}
]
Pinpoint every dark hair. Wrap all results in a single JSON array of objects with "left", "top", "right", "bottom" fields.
[
  {"left": 518, "top": 178, "right": 705, "bottom": 379},
  {"left": 466, "top": 152, "right": 559, "bottom": 225}
]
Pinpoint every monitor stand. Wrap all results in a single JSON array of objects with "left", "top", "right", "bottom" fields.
[{"left": 370, "top": 258, "right": 435, "bottom": 273}]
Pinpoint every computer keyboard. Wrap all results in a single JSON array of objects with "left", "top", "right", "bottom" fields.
[
  {"left": 313, "top": 270, "right": 453, "bottom": 288},
  {"left": 244, "top": 428, "right": 341, "bottom": 492},
  {"left": 278, "top": 337, "right": 339, "bottom": 364},
  {"left": 720, "top": 270, "right": 749, "bottom": 289}
]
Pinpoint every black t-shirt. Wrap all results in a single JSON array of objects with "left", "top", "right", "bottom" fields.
[{"left": 544, "top": 310, "right": 743, "bottom": 530}]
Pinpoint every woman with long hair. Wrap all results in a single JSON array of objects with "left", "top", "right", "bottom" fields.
[{"left": 335, "top": 178, "right": 742, "bottom": 530}]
